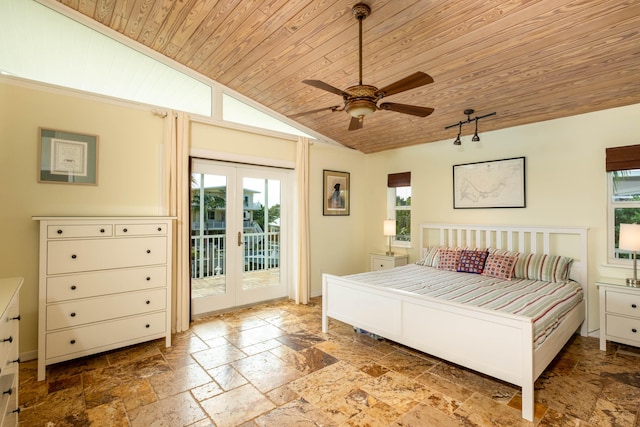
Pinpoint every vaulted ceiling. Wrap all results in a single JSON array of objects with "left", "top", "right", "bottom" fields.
[{"left": 53, "top": 0, "right": 640, "bottom": 153}]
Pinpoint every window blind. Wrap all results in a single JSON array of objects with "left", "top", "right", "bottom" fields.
[
  {"left": 606, "top": 144, "right": 640, "bottom": 172},
  {"left": 388, "top": 172, "right": 411, "bottom": 187}
]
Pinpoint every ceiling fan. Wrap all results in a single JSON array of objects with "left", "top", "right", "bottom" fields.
[{"left": 291, "top": 3, "right": 435, "bottom": 131}]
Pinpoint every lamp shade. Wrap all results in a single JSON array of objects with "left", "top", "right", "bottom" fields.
[
  {"left": 383, "top": 220, "right": 396, "bottom": 237},
  {"left": 619, "top": 223, "right": 640, "bottom": 251}
]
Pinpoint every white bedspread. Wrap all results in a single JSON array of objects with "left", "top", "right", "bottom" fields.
[{"left": 345, "top": 264, "right": 583, "bottom": 348}]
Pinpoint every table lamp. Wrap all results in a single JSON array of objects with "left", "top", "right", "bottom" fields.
[
  {"left": 384, "top": 219, "right": 396, "bottom": 256},
  {"left": 619, "top": 223, "right": 640, "bottom": 287}
]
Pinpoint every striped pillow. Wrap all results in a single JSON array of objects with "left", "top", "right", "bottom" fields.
[
  {"left": 525, "top": 254, "right": 573, "bottom": 282},
  {"left": 437, "top": 248, "right": 461, "bottom": 271},
  {"left": 482, "top": 254, "right": 518, "bottom": 280},
  {"left": 416, "top": 246, "right": 443, "bottom": 267}
]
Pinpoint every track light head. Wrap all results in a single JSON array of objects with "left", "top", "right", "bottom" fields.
[
  {"left": 472, "top": 118, "right": 480, "bottom": 141},
  {"left": 453, "top": 123, "right": 462, "bottom": 145}
]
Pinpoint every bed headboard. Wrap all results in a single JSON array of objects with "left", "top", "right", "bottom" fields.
[{"left": 420, "top": 223, "right": 589, "bottom": 332}]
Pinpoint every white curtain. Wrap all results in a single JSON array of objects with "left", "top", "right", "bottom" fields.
[
  {"left": 165, "top": 111, "right": 191, "bottom": 332},
  {"left": 296, "top": 137, "right": 310, "bottom": 304}
]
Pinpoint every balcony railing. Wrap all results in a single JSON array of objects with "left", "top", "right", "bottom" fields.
[{"left": 191, "top": 232, "right": 280, "bottom": 278}]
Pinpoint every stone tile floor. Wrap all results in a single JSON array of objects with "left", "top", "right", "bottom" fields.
[{"left": 18, "top": 297, "right": 640, "bottom": 426}]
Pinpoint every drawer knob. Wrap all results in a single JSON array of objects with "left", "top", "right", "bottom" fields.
[
  {"left": 70, "top": 312, "right": 76, "bottom": 317},
  {"left": 633, "top": 328, "right": 638, "bottom": 334},
  {"left": 100, "top": 228, "right": 105, "bottom": 233},
  {"left": 3, "top": 388, "right": 12, "bottom": 396},
  {"left": 70, "top": 339, "right": 76, "bottom": 344},
  {"left": 146, "top": 277, "right": 151, "bottom": 281},
  {"left": 157, "top": 227, "right": 162, "bottom": 232},
  {"left": 71, "top": 254, "right": 77, "bottom": 259},
  {"left": 11, "top": 358, "right": 20, "bottom": 364},
  {"left": 10, "top": 315, "right": 20, "bottom": 321},
  {"left": 123, "top": 228, "right": 128, "bottom": 232},
  {"left": 633, "top": 304, "right": 638, "bottom": 309},
  {"left": 146, "top": 249, "right": 151, "bottom": 254},
  {"left": 146, "top": 324, "right": 150, "bottom": 328},
  {"left": 71, "top": 285, "right": 77, "bottom": 290},
  {"left": 2, "top": 336, "right": 12, "bottom": 343},
  {"left": 12, "top": 408, "right": 20, "bottom": 414},
  {"left": 57, "top": 229, "right": 63, "bottom": 234},
  {"left": 146, "top": 300, "right": 151, "bottom": 305}
]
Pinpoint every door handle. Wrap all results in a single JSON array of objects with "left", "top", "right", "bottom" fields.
[{"left": 238, "top": 231, "right": 243, "bottom": 246}]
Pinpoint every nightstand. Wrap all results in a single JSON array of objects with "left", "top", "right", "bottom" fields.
[
  {"left": 596, "top": 277, "right": 640, "bottom": 351},
  {"left": 370, "top": 253, "right": 409, "bottom": 271}
]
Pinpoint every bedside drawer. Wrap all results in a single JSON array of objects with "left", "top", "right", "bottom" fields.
[
  {"left": 46, "top": 311, "right": 166, "bottom": 360},
  {"left": 47, "top": 224, "right": 113, "bottom": 239},
  {"left": 372, "top": 258, "right": 395, "bottom": 271},
  {"left": 47, "top": 237, "right": 167, "bottom": 274},
  {"left": 47, "top": 266, "right": 167, "bottom": 302},
  {"left": 46, "top": 288, "right": 166, "bottom": 330},
  {"left": 606, "top": 314, "right": 640, "bottom": 343},
  {"left": 606, "top": 291, "right": 640, "bottom": 318},
  {"left": 115, "top": 223, "right": 168, "bottom": 236}
]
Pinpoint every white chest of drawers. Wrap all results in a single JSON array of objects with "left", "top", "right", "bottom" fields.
[
  {"left": 0, "top": 277, "right": 22, "bottom": 426},
  {"left": 596, "top": 278, "right": 640, "bottom": 351},
  {"left": 34, "top": 217, "right": 173, "bottom": 381},
  {"left": 369, "top": 253, "right": 409, "bottom": 271}
]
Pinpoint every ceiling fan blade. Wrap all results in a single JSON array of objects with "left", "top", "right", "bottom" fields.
[
  {"left": 379, "top": 102, "right": 435, "bottom": 117},
  {"left": 375, "top": 72, "right": 434, "bottom": 98},
  {"left": 348, "top": 116, "right": 363, "bottom": 131},
  {"left": 289, "top": 105, "right": 341, "bottom": 118},
  {"left": 302, "top": 80, "right": 348, "bottom": 97}
]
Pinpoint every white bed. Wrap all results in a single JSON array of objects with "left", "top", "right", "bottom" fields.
[{"left": 321, "top": 223, "right": 588, "bottom": 421}]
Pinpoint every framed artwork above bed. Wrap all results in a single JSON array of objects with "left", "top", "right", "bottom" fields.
[{"left": 453, "top": 156, "right": 525, "bottom": 209}]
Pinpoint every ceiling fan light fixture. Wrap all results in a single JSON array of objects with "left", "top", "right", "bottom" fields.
[{"left": 347, "top": 102, "right": 377, "bottom": 118}]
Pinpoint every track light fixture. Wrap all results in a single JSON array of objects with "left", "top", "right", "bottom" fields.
[
  {"left": 453, "top": 123, "right": 462, "bottom": 145},
  {"left": 445, "top": 109, "right": 496, "bottom": 145}
]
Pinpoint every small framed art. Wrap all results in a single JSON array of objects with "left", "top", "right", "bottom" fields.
[
  {"left": 323, "top": 170, "right": 350, "bottom": 216},
  {"left": 39, "top": 128, "right": 98, "bottom": 185}
]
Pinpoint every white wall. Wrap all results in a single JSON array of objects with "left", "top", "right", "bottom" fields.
[{"left": 364, "top": 103, "right": 640, "bottom": 333}]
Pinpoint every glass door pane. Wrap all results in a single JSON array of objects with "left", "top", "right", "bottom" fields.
[
  {"left": 190, "top": 161, "right": 236, "bottom": 315},
  {"left": 241, "top": 177, "right": 281, "bottom": 291}
]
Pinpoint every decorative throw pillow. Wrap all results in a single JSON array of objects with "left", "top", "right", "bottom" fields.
[
  {"left": 456, "top": 249, "right": 489, "bottom": 274},
  {"left": 437, "top": 248, "right": 461, "bottom": 271},
  {"left": 525, "top": 254, "right": 574, "bottom": 282},
  {"left": 513, "top": 253, "right": 533, "bottom": 279},
  {"left": 416, "top": 246, "right": 442, "bottom": 267},
  {"left": 482, "top": 254, "right": 518, "bottom": 280}
]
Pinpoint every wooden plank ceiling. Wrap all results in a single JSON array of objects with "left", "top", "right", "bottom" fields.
[{"left": 55, "top": 0, "right": 640, "bottom": 154}]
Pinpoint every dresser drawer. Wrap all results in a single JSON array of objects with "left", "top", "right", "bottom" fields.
[
  {"left": 46, "top": 311, "right": 166, "bottom": 360},
  {"left": 47, "top": 266, "right": 167, "bottom": 302},
  {"left": 47, "top": 224, "right": 113, "bottom": 239},
  {"left": 371, "top": 258, "right": 395, "bottom": 271},
  {"left": 47, "top": 237, "right": 167, "bottom": 274},
  {"left": 606, "top": 290, "right": 640, "bottom": 318},
  {"left": 115, "top": 223, "right": 168, "bottom": 236},
  {"left": 606, "top": 314, "right": 640, "bottom": 344},
  {"left": 47, "top": 288, "right": 166, "bottom": 331}
]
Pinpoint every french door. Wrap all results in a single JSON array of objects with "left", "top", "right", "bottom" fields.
[{"left": 190, "top": 159, "right": 291, "bottom": 315}]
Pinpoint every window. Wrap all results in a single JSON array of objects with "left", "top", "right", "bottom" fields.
[
  {"left": 606, "top": 144, "right": 640, "bottom": 263},
  {"left": 387, "top": 172, "right": 411, "bottom": 246},
  {"left": 609, "top": 169, "right": 640, "bottom": 262}
]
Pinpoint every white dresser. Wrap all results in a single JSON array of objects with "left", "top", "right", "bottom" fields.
[
  {"left": 0, "top": 277, "right": 22, "bottom": 426},
  {"left": 34, "top": 217, "right": 173, "bottom": 381},
  {"left": 596, "top": 277, "right": 640, "bottom": 351},
  {"left": 369, "top": 253, "right": 409, "bottom": 271}
]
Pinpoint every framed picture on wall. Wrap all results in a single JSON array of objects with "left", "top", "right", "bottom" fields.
[
  {"left": 453, "top": 157, "right": 526, "bottom": 209},
  {"left": 38, "top": 128, "right": 98, "bottom": 185},
  {"left": 323, "top": 170, "right": 350, "bottom": 216}
]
